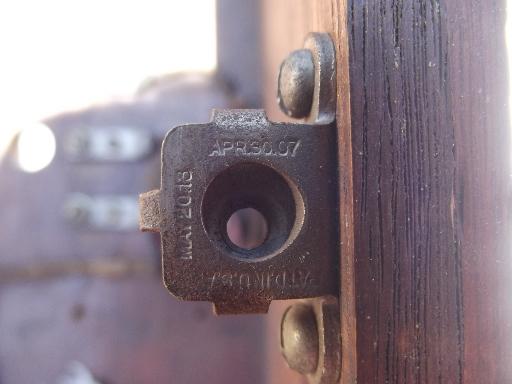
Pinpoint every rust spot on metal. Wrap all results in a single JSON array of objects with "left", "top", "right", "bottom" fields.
[{"left": 139, "top": 190, "right": 161, "bottom": 232}]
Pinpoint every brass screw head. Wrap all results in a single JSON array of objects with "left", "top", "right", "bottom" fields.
[
  {"left": 277, "top": 49, "right": 315, "bottom": 118},
  {"left": 280, "top": 302, "right": 319, "bottom": 374}
]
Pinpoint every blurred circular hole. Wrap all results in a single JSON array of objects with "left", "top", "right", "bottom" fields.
[
  {"left": 227, "top": 207, "right": 269, "bottom": 250},
  {"left": 16, "top": 122, "right": 56, "bottom": 172}
]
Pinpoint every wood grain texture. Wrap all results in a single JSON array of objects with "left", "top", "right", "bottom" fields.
[
  {"left": 262, "top": 0, "right": 512, "bottom": 383},
  {"left": 349, "top": 0, "right": 512, "bottom": 382}
]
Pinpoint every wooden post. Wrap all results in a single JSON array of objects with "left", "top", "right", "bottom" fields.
[{"left": 262, "top": 1, "right": 512, "bottom": 382}]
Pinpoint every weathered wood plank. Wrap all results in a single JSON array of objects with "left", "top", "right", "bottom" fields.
[
  {"left": 349, "top": 0, "right": 512, "bottom": 382},
  {"left": 262, "top": 0, "right": 512, "bottom": 383}
]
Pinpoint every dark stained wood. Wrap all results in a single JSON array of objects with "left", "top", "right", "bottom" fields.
[
  {"left": 262, "top": 0, "right": 512, "bottom": 383},
  {"left": 350, "top": 0, "right": 512, "bottom": 382}
]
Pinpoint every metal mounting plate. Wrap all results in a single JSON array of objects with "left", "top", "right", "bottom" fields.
[{"left": 141, "top": 109, "right": 339, "bottom": 314}]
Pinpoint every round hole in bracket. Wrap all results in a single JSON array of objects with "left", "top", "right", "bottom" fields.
[
  {"left": 201, "top": 162, "right": 305, "bottom": 261},
  {"left": 227, "top": 207, "right": 269, "bottom": 250}
]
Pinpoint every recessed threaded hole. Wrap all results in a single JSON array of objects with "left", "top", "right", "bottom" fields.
[{"left": 226, "top": 208, "right": 268, "bottom": 250}]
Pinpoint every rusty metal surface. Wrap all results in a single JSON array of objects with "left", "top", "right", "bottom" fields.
[
  {"left": 140, "top": 189, "right": 161, "bottom": 232},
  {"left": 142, "top": 109, "right": 339, "bottom": 314}
]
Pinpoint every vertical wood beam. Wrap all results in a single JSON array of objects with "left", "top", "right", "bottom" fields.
[
  {"left": 261, "top": 1, "right": 511, "bottom": 382},
  {"left": 348, "top": 0, "right": 512, "bottom": 382}
]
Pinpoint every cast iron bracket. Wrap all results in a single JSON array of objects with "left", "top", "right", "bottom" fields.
[
  {"left": 140, "top": 110, "right": 339, "bottom": 314},
  {"left": 140, "top": 33, "right": 339, "bottom": 315}
]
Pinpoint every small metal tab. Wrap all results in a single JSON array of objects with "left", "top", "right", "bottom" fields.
[{"left": 139, "top": 190, "right": 161, "bottom": 232}]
